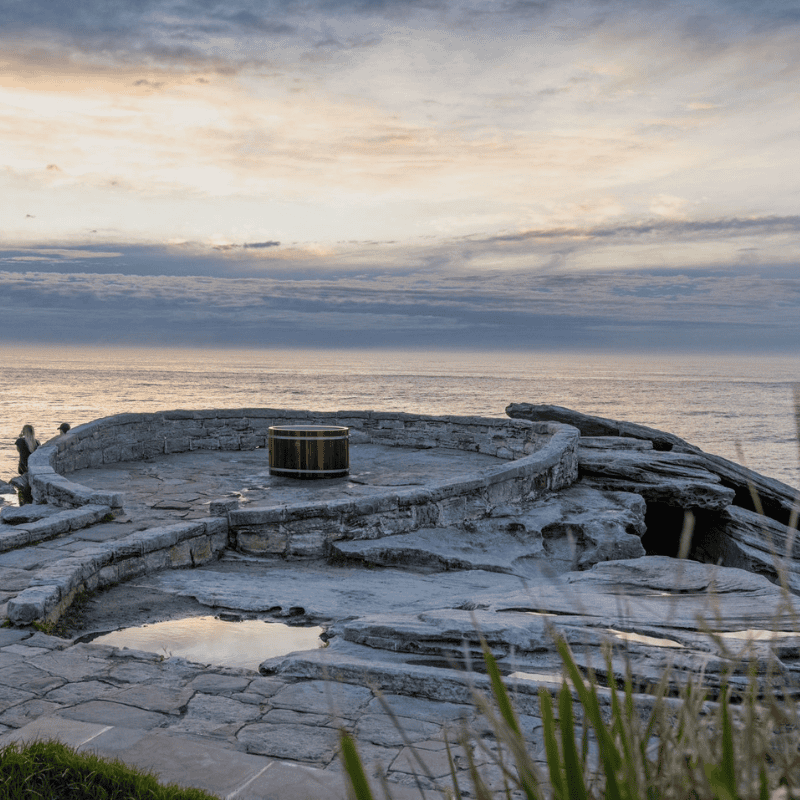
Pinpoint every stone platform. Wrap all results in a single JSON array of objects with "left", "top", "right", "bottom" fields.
[
  {"left": 69, "top": 442, "right": 507, "bottom": 528},
  {"left": 0, "top": 405, "right": 798, "bottom": 797}
]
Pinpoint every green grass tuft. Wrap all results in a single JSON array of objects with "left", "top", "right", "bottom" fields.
[{"left": 0, "top": 740, "right": 221, "bottom": 800}]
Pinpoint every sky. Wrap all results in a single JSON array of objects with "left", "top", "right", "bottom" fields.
[{"left": 1, "top": 0, "right": 799, "bottom": 351}]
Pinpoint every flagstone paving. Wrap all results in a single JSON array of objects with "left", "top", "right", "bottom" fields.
[
  {"left": 0, "top": 627, "right": 505, "bottom": 798},
  {"left": 71, "top": 442, "right": 505, "bottom": 527}
]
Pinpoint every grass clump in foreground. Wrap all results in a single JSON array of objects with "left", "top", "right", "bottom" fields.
[
  {"left": 0, "top": 740, "right": 220, "bottom": 800},
  {"left": 341, "top": 636, "right": 800, "bottom": 800}
]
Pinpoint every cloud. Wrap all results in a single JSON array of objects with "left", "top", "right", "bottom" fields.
[
  {"left": 0, "top": 259, "right": 797, "bottom": 351},
  {"left": 2, "top": 0, "right": 800, "bottom": 286},
  {"left": 478, "top": 215, "right": 800, "bottom": 246},
  {"left": 4, "top": 0, "right": 799, "bottom": 75}
]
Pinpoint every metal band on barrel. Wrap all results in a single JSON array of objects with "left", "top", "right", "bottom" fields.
[
  {"left": 270, "top": 466, "right": 349, "bottom": 474},
  {"left": 269, "top": 434, "right": 348, "bottom": 441}
]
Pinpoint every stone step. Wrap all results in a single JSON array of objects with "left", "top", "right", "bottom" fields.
[{"left": 0, "top": 504, "right": 112, "bottom": 554}]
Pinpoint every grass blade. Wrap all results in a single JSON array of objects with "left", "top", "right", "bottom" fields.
[
  {"left": 444, "top": 735, "right": 464, "bottom": 800},
  {"left": 719, "top": 688, "right": 736, "bottom": 797},
  {"left": 339, "top": 730, "right": 377, "bottom": 800},
  {"left": 479, "top": 638, "right": 542, "bottom": 800},
  {"left": 558, "top": 681, "right": 589, "bottom": 800},
  {"left": 480, "top": 638, "right": 521, "bottom": 737},
  {"left": 554, "top": 637, "right": 629, "bottom": 800},
  {"left": 539, "top": 687, "right": 566, "bottom": 800},
  {"left": 704, "top": 688, "right": 737, "bottom": 800}
]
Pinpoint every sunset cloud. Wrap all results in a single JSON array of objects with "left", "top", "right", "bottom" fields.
[{"left": 1, "top": 1, "right": 799, "bottom": 351}]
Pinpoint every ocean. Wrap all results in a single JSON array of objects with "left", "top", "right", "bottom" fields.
[{"left": 1, "top": 345, "right": 798, "bottom": 500}]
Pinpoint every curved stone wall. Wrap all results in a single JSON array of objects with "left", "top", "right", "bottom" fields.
[
  {"left": 28, "top": 409, "right": 579, "bottom": 513},
  {"left": 230, "top": 420, "right": 579, "bottom": 557},
  {"left": 13, "top": 408, "right": 579, "bottom": 624}
]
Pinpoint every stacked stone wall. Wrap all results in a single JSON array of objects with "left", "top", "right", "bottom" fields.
[
  {"left": 6, "top": 518, "right": 228, "bottom": 625},
  {"left": 230, "top": 420, "right": 578, "bottom": 557},
  {"left": 25, "top": 407, "right": 579, "bottom": 561},
  {"left": 27, "top": 409, "right": 572, "bottom": 508}
]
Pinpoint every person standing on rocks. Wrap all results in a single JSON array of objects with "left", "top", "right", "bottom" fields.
[{"left": 14, "top": 424, "right": 40, "bottom": 504}]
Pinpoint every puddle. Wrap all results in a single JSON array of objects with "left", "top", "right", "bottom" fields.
[
  {"left": 0, "top": 493, "right": 19, "bottom": 508},
  {"left": 608, "top": 629, "right": 684, "bottom": 648},
  {"left": 81, "top": 616, "right": 326, "bottom": 671},
  {"left": 508, "top": 671, "right": 565, "bottom": 685},
  {"left": 717, "top": 629, "right": 799, "bottom": 641}
]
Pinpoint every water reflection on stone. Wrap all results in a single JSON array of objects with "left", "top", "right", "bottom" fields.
[{"left": 88, "top": 616, "right": 325, "bottom": 671}]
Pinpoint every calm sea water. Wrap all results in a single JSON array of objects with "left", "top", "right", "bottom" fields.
[{"left": 1, "top": 345, "right": 798, "bottom": 498}]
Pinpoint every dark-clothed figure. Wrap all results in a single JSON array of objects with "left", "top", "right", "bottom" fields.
[
  {"left": 15, "top": 425, "right": 39, "bottom": 475},
  {"left": 14, "top": 424, "right": 39, "bottom": 504}
]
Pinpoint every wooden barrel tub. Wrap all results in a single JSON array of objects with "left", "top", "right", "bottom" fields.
[{"left": 268, "top": 425, "right": 350, "bottom": 479}]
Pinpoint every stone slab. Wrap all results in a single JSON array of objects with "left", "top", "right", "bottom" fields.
[
  {"left": 0, "top": 663, "right": 63, "bottom": 693},
  {"left": 109, "top": 684, "right": 194, "bottom": 714},
  {"left": 28, "top": 652, "right": 111, "bottom": 682},
  {"left": 184, "top": 692, "right": 262, "bottom": 724},
  {"left": 507, "top": 403, "right": 695, "bottom": 452},
  {"left": 67, "top": 443, "right": 506, "bottom": 528},
  {"left": 0, "top": 566, "right": 40, "bottom": 591},
  {"left": 0, "top": 715, "right": 112, "bottom": 749},
  {"left": 269, "top": 680, "right": 373, "bottom": 719},
  {"left": 579, "top": 436, "right": 654, "bottom": 451},
  {"left": 238, "top": 759, "right": 435, "bottom": 800},
  {"left": 188, "top": 673, "right": 252, "bottom": 694},
  {"left": 355, "top": 713, "right": 443, "bottom": 747},
  {"left": 58, "top": 700, "right": 170, "bottom": 729},
  {"left": 333, "top": 483, "right": 647, "bottom": 574},
  {"left": 81, "top": 726, "right": 272, "bottom": 798},
  {"left": 367, "top": 694, "right": 475, "bottom": 724},
  {"left": 237, "top": 722, "right": 340, "bottom": 763},
  {"left": 0, "top": 505, "right": 60, "bottom": 524},
  {"left": 0, "top": 699, "right": 65, "bottom": 728},
  {"left": 508, "top": 402, "right": 799, "bottom": 525},
  {"left": 0, "top": 629, "right": 32, "bottom": 647},
  {"left": 3, "top": 644, "right": 51, "bottom": 658},
  {"left": 0, "top": 684, "right": 37, "bottom": 711},
  {"left": 73, "top": 523, "right": 140, "bottom": 542},
  {"left": 693, "top": 504, "right": 800, "bottom": 592},
  {"left": 45, "top": 680, "right": 119, "bottom": 704},
  {"left": 138, "top": 562, "right": 528, "bottom": 618},
  {"left": 234, "top": 760, "right": 348, "bottom": 800}
]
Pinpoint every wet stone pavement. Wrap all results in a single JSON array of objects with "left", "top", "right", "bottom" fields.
[{"left": 0, "top": 627, "right": 525, "bottom": 799}]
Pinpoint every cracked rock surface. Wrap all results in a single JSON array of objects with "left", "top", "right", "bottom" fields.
[{"left": 1, "top": 406, "right": 799, "bottom": 796}]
